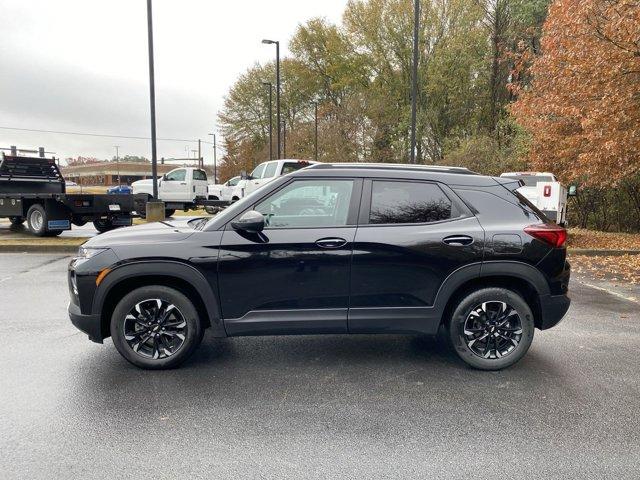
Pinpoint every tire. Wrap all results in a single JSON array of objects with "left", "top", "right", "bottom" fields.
[
  {"left": 93, "top": 219, "right": 114, "bottom": 233},
  {"left": 446, "top": 287, "right": 535, "bottom": 370},
  {"left": 72, "top": 217, "right": 87, "bottom": 227},
  {"left": 110, "top": 286, "right": 204, "bottom": 369},
  {"left": 26, "top": 204, "right": 48, "bottom": 236},
  {"left": 164, "top": 209, "right": 176, "bottom": 217},
  {"left": 9, "top": 216, "right": 25, "bottom": 226}
]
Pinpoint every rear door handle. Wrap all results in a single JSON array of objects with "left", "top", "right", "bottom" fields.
[
  {"left": 315, "top": 237, "right": 347, "bottom": 249},
  {"left": 443, "top": 235, "right": 474, "bottom": 246}
]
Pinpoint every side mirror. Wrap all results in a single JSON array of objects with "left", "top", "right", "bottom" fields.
[
  {"left": 568, "top": 185, "right": 578, "bottom": 197},
  {"left": 240, "top": 170, "right": 248, "bottom": 180},
  {"left": 231, "top": 210, "right": 265, "bottom": 233}
]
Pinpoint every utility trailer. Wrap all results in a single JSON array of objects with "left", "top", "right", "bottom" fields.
[{"left": 0, "top": 148, "right": 146, "bottom": 236}]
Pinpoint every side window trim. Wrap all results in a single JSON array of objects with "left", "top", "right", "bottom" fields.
[{"left": 358, "top": 178, "right": 469, "bottom": 227}]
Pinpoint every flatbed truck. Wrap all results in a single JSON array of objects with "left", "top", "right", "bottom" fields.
[{"left": 0, "top": 148, "right": 145, "bottom": 236}]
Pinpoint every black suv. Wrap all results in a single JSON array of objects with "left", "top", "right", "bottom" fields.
[{"left": 68, "top": 163, "right": 570, "bottom": 370}]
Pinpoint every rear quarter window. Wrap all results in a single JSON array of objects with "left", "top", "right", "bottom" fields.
[{"left": 454, "top": 187, "right": 547, "bottom": 224}]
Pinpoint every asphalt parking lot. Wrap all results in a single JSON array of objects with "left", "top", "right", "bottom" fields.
[{"left": 1, "top": 253, "right": 639, "bottom": 479}]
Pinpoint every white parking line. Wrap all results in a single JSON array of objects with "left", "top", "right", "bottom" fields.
[{"left": 579, "top": 281, "right": 639, "bottom": 304}]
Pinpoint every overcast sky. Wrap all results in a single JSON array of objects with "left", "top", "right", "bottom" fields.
[{"left": 0, "top": 0, "right": 348, "bottom": 164}]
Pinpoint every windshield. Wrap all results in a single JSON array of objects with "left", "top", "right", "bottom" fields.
[{"left": 503, "top": 175, "right": 553, "bottom": 187}]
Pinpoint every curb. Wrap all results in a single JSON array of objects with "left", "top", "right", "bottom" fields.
[
  {"left": 0, "top": 244, "right": 82, "bottom": 254},
  {"left": 568, "top": 249, "right": 640, "bottom": 257}
]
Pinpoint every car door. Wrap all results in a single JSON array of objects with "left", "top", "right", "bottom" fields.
[
  {"left": 349, "top": 179, "right": 484, "bottom": 335},
  {"left": 162, "top": 169, "right": 187, "bottom": 201},
  {"left": 218, "top": 177, "right": 362, "bottom": 336}
]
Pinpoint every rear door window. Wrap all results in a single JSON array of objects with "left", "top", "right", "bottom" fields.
[
  {"left": 282, "top": 161, "right": 309, "bottom": 175},
  {"left": 263, "top": 162, "right": 278, "bottom": 178},
  {"left": 369, "top": 181, "right": 453, "bottom": 224},
  {"left": 193, "top": 170, "right": 207, "bottom": 181}
]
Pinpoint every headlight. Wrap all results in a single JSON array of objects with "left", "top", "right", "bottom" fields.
[{"left": 77, "top": 247, "right": 108, "bottom": 259}]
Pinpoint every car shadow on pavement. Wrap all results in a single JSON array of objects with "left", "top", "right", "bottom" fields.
[{"left": 68, "top": 331, "right": 566, "bottom": 423}]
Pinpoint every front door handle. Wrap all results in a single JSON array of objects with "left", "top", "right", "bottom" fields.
[
  {"left": 443, "top": 235, "right": 474, "bottom": 246},
  {"left": 315, "top": 237, "right": 347, "bottom": 249}
]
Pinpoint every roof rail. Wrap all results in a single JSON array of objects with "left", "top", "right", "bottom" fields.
[{"left": 308, "top": 163, "right": 476, "bottom": 174}]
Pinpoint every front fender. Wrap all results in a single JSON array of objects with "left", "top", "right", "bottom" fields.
[{"left": 92, "top": 259, "right": 225, "bottom": 338}]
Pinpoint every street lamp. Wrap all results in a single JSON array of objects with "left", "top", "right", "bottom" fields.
[
  {"left": 281, "top": 120, "right": 286, "bottom": 159},
  {"left": 262, "top": 82, "right": 273, "bottom": 161},
  {"left": 208, "top": 132, "right": 218, "bottom": 183},
  {"left": 114, "top": 145, "right": 120, "bottom": 185},
  {"left": 410, "top": 0, "right": 420, "bottom": 164},
  {"left": 146, "top": 0, "right": 159, "bottom": 198},
  {"left": 311, "top": 101, "right": 318, "bottom": 162},
  {"left": 262, "top": 39, "right": 280, "bottom": 159}
]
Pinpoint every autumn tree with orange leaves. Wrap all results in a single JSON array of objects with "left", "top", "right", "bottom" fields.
[{"left": 511, "top": 0, "right": 640, "bottom": 186}]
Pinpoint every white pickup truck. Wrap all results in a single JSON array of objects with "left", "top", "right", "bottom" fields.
[
  {"left": 208, "top": 175, "right": 240, "bottom": 202},
  {"left": 230, "top": 159, "right": 318, "bottom": 200},
  {"left": 500, "top": 172, "right": 574, "bottom": 226},
  {"left": 132, "top": 167, "right": 209, "bottom": 216}
]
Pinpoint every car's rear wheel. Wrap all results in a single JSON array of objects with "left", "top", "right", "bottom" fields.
[
  {"left": 446, "top": 287, "right": 534, "bottom": 370},
  {"left": 110, "top": 286, "right": 204, "bottom": 369},
  {"left": 164, "top": 209, "right": 176, "bottom": 217}
]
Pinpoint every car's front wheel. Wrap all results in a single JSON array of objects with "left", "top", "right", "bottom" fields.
[
  {"left": 447, "top": 287, "right": 534, "bottom": 370},
  {"left": 110, "top": 286, "right": 204, "bottom": 369}
]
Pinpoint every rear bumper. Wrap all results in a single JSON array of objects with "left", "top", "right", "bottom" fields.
[
  {"left": 68, "top": 301, "right": 103, "bottom": 343},
  {"left": 538, "top": 293, "right": 571, "bottom": 330}
]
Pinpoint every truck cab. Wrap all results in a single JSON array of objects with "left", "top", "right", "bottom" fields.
[
  {"left": 132, "top": 167, "right": 208, "bottom": 203},
  {"left": 234, "top": 160, "right": 318, "bottom": 200}
]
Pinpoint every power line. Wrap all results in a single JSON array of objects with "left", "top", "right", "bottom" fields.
[{"left": 0, "top": 125, "right": 217, "bottom": 145}]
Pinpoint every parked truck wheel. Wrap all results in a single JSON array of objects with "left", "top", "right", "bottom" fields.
[
  {"left": 93, "top": 219, "right": 115, "bottom": 234},
  {"left": 9, "top": 216, "right": 25, "bottom": 226},
  {"left": 26, "top": 204, "right": 48, "bottom": 236},
  {"left": 164, "top": 209, "right": 176, "bottom": 217},
  {"left": 72, "top": 217, "right": 87, "bottom": 227}
]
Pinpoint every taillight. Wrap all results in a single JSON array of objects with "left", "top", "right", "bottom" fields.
[
  {"left": 543, "top": 185, "right": 551, "bottom": 197},
  {"left": 524, "top": 224, "right": 567, "bottom": 248}
]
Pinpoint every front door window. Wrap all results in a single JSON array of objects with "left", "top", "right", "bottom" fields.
[{"left": 255, "top": 179, "right": 354, "bottom": 228}]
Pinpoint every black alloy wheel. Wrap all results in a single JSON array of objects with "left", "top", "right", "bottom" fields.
[
  {"left": 123, "top": 299, "right": 187, "bottom": 360},
  {"left": 447, "top": 287, "right": 534, "bottom": 370},
  {"left": 110, "top": 286, "right": 203, "bottom": 369},
  {"left": 463, "top": 301, "right": 523, "bottom": 359}
]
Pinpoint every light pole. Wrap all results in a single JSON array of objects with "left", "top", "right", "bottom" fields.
[
  {"left": 114, "top": 145, "right": 120, "bottom": 185},
  {"left": 208, "top": 132, "right": 217, "bottom": 183},
  {"left": 146, "top": 0, "right": 159, "bottom": 199},
  {"left": 311, "top": 101, "right": 318, "bottom": 162},
  {"left": 262, "top": 39, "right": 280, "bottom": 159},
  {"left": 281, "top": 120, "right": 286, "bottom": 158},
  {"left": 410, "top": 0, "right": 420, "bottom": 164},
  {"left": 262, "top": 81, "right": 273, "bottom": 161}
]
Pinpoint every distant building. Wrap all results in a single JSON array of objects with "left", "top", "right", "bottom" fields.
[{"left": 61, "top": 159, "right": 215, "bottom": 186}]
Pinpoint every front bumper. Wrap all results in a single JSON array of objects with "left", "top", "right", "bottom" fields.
[
  {"left": 68, "top": 301, "right": 103, "bottom": 343},
  {"left": 538, "top": 293, "right": 571, "bottom": 330}
]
